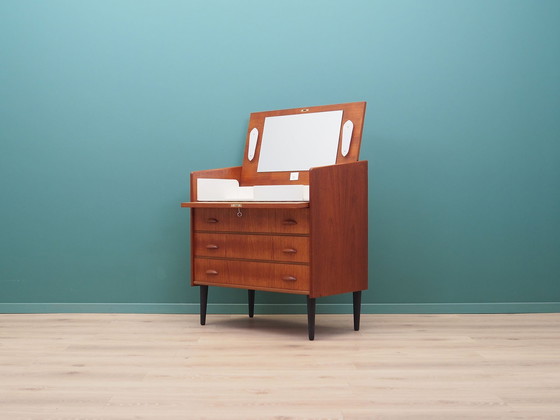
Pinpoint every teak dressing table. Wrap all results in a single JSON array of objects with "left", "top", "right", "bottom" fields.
[{"left": 181, "top": 102, "right": 368, "bottom": 340}]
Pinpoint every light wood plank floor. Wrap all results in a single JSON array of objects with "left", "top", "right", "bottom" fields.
[{"left": 1, "top": 313, "right": 559, "bottom": 419}]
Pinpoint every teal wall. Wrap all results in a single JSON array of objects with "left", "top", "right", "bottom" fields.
[{"left": 1, "top": 0, "right": 559, "bottom": 313}]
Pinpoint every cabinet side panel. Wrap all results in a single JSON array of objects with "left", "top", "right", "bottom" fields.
[
  {"left": 190, "top": 208, "right": 196, "bottom": 286},
  {"left": 309, "top": 161, "right": 368, "bottom": 298}
]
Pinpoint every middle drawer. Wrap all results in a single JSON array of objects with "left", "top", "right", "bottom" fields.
[{"left": 194, "top": 233, "right": 310, "bottom": 263}]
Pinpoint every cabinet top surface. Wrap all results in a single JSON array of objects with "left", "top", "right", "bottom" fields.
[{"left": 181, "top": 201, "right": 310, "bottom": 209}]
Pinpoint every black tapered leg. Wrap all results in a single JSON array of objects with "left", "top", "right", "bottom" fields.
[
  {"left": 248, "top": 289, "right": 255, "bottom": 318},
  {"left": 307, "top": 296, "right": 316, "bottom": 341},
  {"left": 353, "top": 291, "right": 362, "bottom": 331},
  {"left": 200, "top": 285, "right": 208, "bottom": 325}
]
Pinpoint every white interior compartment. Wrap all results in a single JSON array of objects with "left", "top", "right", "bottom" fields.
[
  {"left": 253, "top": 185, "right": 309, "bottom": 201},
  {"left": 197, "top": 178, "right": 309, "bottom": 202},
  {"left": 196, "top": 179, "right": 253, "bottom": 201}
]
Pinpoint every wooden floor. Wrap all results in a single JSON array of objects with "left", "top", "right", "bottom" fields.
[{"left": 1, "top": 313, "right": 559, "bottom": 420}]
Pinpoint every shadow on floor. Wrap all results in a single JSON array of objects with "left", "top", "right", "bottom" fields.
[{"left": 200, "top": 314, "right": 358, "bottom": 340}]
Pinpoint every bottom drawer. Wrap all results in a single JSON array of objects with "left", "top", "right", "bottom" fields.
[{"left": 194, "top": 258, "right": 309, "bottom": 292}]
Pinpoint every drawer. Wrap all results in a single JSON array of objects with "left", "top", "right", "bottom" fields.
[
  {"left": 194, "top": 233, "right": 309, "bottom": 263},
  {"left": 194, "top": 233, "right": 272, "bottom": 260},
  {"left": 193, "top": 233, "right": 227, "bottom": 258},
  {"left": 272, "top": 236, "right": 309, "bottom": 262},
  {"left": 193, "top": 258, "right": 310, "bottom": 292},
  {"left": 193, "top": 208, "right": 270, "bottom": 232},
  {"left": 273, "top": 209, "right": 309, "bottom": 234},
  {"left": 193, "top": 208, "right": 309, "bottom": 234}
]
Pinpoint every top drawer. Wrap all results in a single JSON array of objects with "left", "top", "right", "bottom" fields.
[{"left": 193, "top": 208, "right": 309, "bottom": 234}]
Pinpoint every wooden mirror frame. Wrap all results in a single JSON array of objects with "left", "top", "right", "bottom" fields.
[{"left": 240, "top": 101, "right": 366, "bottom": 186}]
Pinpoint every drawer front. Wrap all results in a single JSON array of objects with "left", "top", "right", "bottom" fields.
[
  {"left": 194, "top": 233, "right": 310, "bottom": 263},
  {"left": 272, "top": 236, "right": 309, "bottom": 263},
  {"left": 194, "top": 258, "right": 309, "bottom": 292},
  {"left": 193, "top": 208, "right": 309, "bottom": 234},
  {"left": 273, "top": 209, "right": 309, "bottom": 234},
  {"left": 193, "top": 233, "right": 227, "bottom": 258},
  {"left": 194, "top": 233, "right": 273, "bottom": 260},
  {"left": 193, "top": 208, "right": 270, "bottom": 232}
]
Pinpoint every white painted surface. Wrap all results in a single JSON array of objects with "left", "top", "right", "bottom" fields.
[
  {"left": 257, "top": 110, "right": 343, "bottom": 172},
  {"left": 341, "top": 120, "right": 354, "bottom": 157},
  {"left": 197, "top": 178, "right": 309, "bottom": 201},
  {"left": 248, "top": 127, "right": 258, "bottom": 161}
]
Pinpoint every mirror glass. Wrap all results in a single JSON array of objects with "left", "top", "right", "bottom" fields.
[{"left": 257, "top": 110, "right": 343, "bottom": 172}]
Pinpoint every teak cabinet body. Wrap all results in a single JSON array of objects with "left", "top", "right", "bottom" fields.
[
  {"left": 183, "top": 161, "right": 368, "bottom": 339},
  {"left": 181, "top": 101, "right": 368, "bottom": 339}
]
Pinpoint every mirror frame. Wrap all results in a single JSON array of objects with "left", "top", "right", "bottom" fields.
[{"left": 240, "top": 101, "right": 366, "bottom": 186}]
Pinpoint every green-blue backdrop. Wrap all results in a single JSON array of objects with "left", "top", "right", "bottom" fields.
[{"left": 1, "top": 0, "right": 559, "bottom": 314}]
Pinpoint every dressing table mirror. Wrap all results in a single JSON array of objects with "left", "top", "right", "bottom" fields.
[{"left": 181, "top": 101, "right": 368, "bottom": 340}]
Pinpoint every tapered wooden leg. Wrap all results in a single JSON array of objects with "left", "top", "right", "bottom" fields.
[
  {"left": 353, "top": 291, "right": 362, "bottom": 331},
  {"left": 200, "top": 285, "right": 208, "bottom": 326},
  {"left": 307, "top": 296, "right": 316, "bottom": 341},
  {"left": 248, "top": 289, "right": 255, "bottom": 318}
]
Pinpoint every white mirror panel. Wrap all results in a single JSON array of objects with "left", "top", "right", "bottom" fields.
[{"left": 257, "top": 110, "right": 343, "bottom": 173}]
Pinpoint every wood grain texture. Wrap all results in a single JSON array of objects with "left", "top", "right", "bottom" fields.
[
  {"left": 309, "top": 160, "right": 368, "bottom": 298},
  {"left": 190, "top": 208, "right": 310, "bottom": 291},
  {"left": 193, "top": 208, "right": 271, "bottom": 233},
  {"left": 182, "top": 103, "right": 368, "bottom": 337},
  {"left": 193, "top": 258, "right": 310, "bottom": 292},
  {"left": 194, "top": 233, "right": 309, "bottom": 263},
  {"left": 192, "top": 208, "right": 309, "bottom": 234},
  {"left": 272, "top": 235, "right": 310, "bottom": 263},
  {"left": 1, "top": 313, "right": 559, "bottom": 420}
]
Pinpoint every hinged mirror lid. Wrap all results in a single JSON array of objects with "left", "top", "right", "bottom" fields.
[{"left": 240, "top": 101, "right": 366, "bottom": 186}]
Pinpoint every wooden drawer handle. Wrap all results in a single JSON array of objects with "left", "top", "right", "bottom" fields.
[
  {"left": 206, "top": 218, "right": 219, "bottom": 223},
  {"left": 282, "top": 248, "right": 297, "bottom": 254},
  {"left": 282, "top": 219, "right": 298, "bottom": 226},
  {"left": 282, "top": 276, "right": 297, "bottom": 282},
  {"left": 205, "top": 270, "right": 219, "bottom": 275},
  {"left": 205, "top": 244, "right": 219, "bottom": 250}
]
